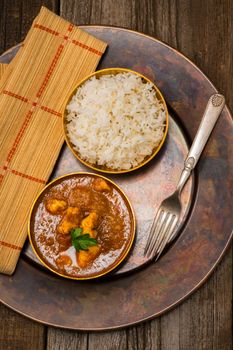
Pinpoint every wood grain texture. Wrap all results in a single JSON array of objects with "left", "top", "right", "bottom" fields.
[
  {"left": 178, "top": 248, "right": 232, "bottom": 350},
  {"left": 127, "top": 320, "right": 161, "bottom": 350},
  {"left": 47, "top": 328, "right": 87, "bottom": 350},
  {"left": 89, "top": 331, "right": 127, "bottom": 350},
  {"left": 0, "top": 0, "right": 59, "bottom": 54},
  {"left": 0, "top": 303, "right": 45, "bottom": 350},
  {"left": 0, "top": 0, "right": 232, "bottom": 349}
]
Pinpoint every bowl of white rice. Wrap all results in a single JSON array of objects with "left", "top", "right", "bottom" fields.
[{"left": 63, "top": 68, "right": 168, "bottom": 173}]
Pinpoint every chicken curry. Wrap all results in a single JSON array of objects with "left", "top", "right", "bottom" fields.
[{"left": 29, "top": 173, "right": 135, "bottom": 279}]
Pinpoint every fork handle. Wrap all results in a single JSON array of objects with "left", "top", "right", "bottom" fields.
[{"left": 177, "top": 93, "right": 225, "bottom": 194}]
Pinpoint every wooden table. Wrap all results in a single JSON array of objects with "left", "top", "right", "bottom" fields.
[{"left": 0, "top": 1, "right": 232, "bottom": 349}]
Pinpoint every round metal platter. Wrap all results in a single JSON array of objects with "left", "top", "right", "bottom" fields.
[{"left": 0, "top": 26, "right": 232, "bottom": 331}]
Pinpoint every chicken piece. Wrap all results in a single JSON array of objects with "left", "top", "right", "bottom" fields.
[
  {"left": 56, "top": 255, "right": 72, "bottom": 268},
  {"left": 46, "top": 198, "right": 67, "bottom": 215},
  {"left": 77, "top": 246, "right": 100, "bottom": 268},
  {"left": 93, "top": 178, "right": 111, "bottom": 192},
  {"left": 57, "top": 206, "right": 81, "bottom": 235},
  {"left": 81, "top": 212, "right": 98, "bottom": 238}
]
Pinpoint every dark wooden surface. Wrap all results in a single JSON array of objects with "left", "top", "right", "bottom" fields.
[{"left": 0, "top": 1, "right": 232, "bottom": 349}]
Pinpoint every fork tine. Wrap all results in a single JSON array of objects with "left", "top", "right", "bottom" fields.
[
  {"left": 145, "top": 210, "right": 165, "bottom": 257},
  {"left": 155, "top": 215, "right": 178, "bottom": 261},
  {"left": 145, "top": 209, "right": 166, "bottom": 256},
  {"left": 145, "top": 210, "right": 168, "bottom": 257},
  {"left": 151, "top": 213, "right": 174, "bottom": 256},
  {"left": 144, "top": 208, "right": 164, "bottom": 254}
]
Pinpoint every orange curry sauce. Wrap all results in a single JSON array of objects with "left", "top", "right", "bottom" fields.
[{"left": 31, "top": 175, "right": 132, "bottom": 278}]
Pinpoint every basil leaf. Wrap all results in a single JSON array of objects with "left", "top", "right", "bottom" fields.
[
  {"left": 71, "top": 227, "right": 83, "bottom": 240},
  {"left": 70, "top": 227, "right": 98, "bottom": 252},
  {"left": 72, "top": 239, "right": 81, "bottom": 252}
]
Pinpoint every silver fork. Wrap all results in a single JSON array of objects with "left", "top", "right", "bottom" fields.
[{"left": 144, "top": 93, "right": 225, "bottom": 260}]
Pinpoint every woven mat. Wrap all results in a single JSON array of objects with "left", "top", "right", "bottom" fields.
[
  {"left": 0, "top": 7, "right": 107, "bottom": 275},
  {"left": 0, "top": 63, "right": 7, "bottom": 78}
]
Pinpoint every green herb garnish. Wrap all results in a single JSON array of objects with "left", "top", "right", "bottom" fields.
[{"left": 71, "top": 227, "right": 97, "bottom": 252}]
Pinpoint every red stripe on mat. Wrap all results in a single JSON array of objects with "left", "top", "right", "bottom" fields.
[
  {"left": 6, "top": 110, "right": 34, "bottom": 163},
  {"left": 2, "top": 90, "right": 28, "bottom": 103},
  {"left": 71, "top": 39, "right": 102, "bottom": 55},
  {"left": 0, "top": 240, "right": 22, "bottom": 251},
  {"left": 40, "top": 105, "right": 62, "bottom": 117},
  {"left": 0, "top": 23, "right": 72, "bottom": 189},
  {"left": 0, "top": 165, "right": 46, "bottom": 184},
  {"left": 0, "top": 174, "right": 4, "bottom": 185},
  {"left": 67, "top": 23, "right": 74, "bottom": 32},
  {"left": 5, "top": 22, "right": 73, "bottom": 164},
  {"left": 2, "top": 90, "right": 62, "bottom": 117},
  {"left": 36, "top": 44, "right": 65, "bottom": 98},
  {"left": 11, "top": 169, "right": 46, "bottom": 184},
  {"left": 34, "top": 22, "right": 103, "bottom": 55},
  {"left": 34, "top": 23, "right": 59, "bottom": 36}
]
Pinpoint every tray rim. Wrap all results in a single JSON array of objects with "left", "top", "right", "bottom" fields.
[
  {"left": 1, "top": 24, "right": 232, "bottom": 118},
  {"left": 0, "top": 24, "right": 232, "bottom": 331}
]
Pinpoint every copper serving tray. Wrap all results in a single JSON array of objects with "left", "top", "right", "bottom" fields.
[{"left": 0, "top": 26, "right": 232, "bottom": 331}]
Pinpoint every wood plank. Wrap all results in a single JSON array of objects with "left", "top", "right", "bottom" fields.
[
  {"left": 175, "top": 248, "right": 232, "bottom": 350},
  {"left": 0, "top": 303, "right": 45, "bottom": 350},
  {"left": 160, "top": 251, "right": 232, "bottom": 350},
  {"left": 0, "top": 0, "right": 5, "bottom": 53},
  {"left": 60, "top": 0, "right": 134, "bottom": 27},
  {"left": 0, "top": 0, "right": 59, "bottom": 54},
  {"left": 174, "top": 0, "right": 233, "bottom": 108},
  {"left": 47, "top": 328, "right": 87, "bottom": 350},
  {"left": 0, "top": 0, "right": 21, "bottom": 53},
  {"left": 212, "top": 248, "right": 232, "bottom": 350},
  {"left": 127, "top": 320, "right": 161, "bottom": 350},
  {"left": 161, "top": 308, "right": 179, "bottom": 350},
  {"left": 88, "top": 331, "right": 127, "bottom": 350},
  {"left": 20, "top": 0, "right": 60, "bottom": 39},
  {"left": 120, "top": 0, "right": 232, "bottom": 113}
]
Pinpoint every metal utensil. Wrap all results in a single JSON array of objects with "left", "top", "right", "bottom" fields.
[{"left": 144, "top": 93, "right": 225, "bottom": 260}]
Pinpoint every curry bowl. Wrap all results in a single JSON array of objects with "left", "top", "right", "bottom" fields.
[
  {"left": 63, "top": 67, "right": 169, "bottom": 174},
  {"left": 28, "top": 172, "right": 136, "bottom": 280}
]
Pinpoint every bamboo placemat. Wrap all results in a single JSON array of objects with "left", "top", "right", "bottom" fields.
[
  {"left": 0, "top": 7, "right": 107, "bottom": 275},
  {"left": 0, "top": 63, "right": 7, "bottom": 78}
]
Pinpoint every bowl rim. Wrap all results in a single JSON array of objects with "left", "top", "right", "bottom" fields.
[
  {"left": 63, "top": 67, "right": 169, "bottom": 174},
  {"left": 28, "top": 172, "right": 136, "bottom": 280}
]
